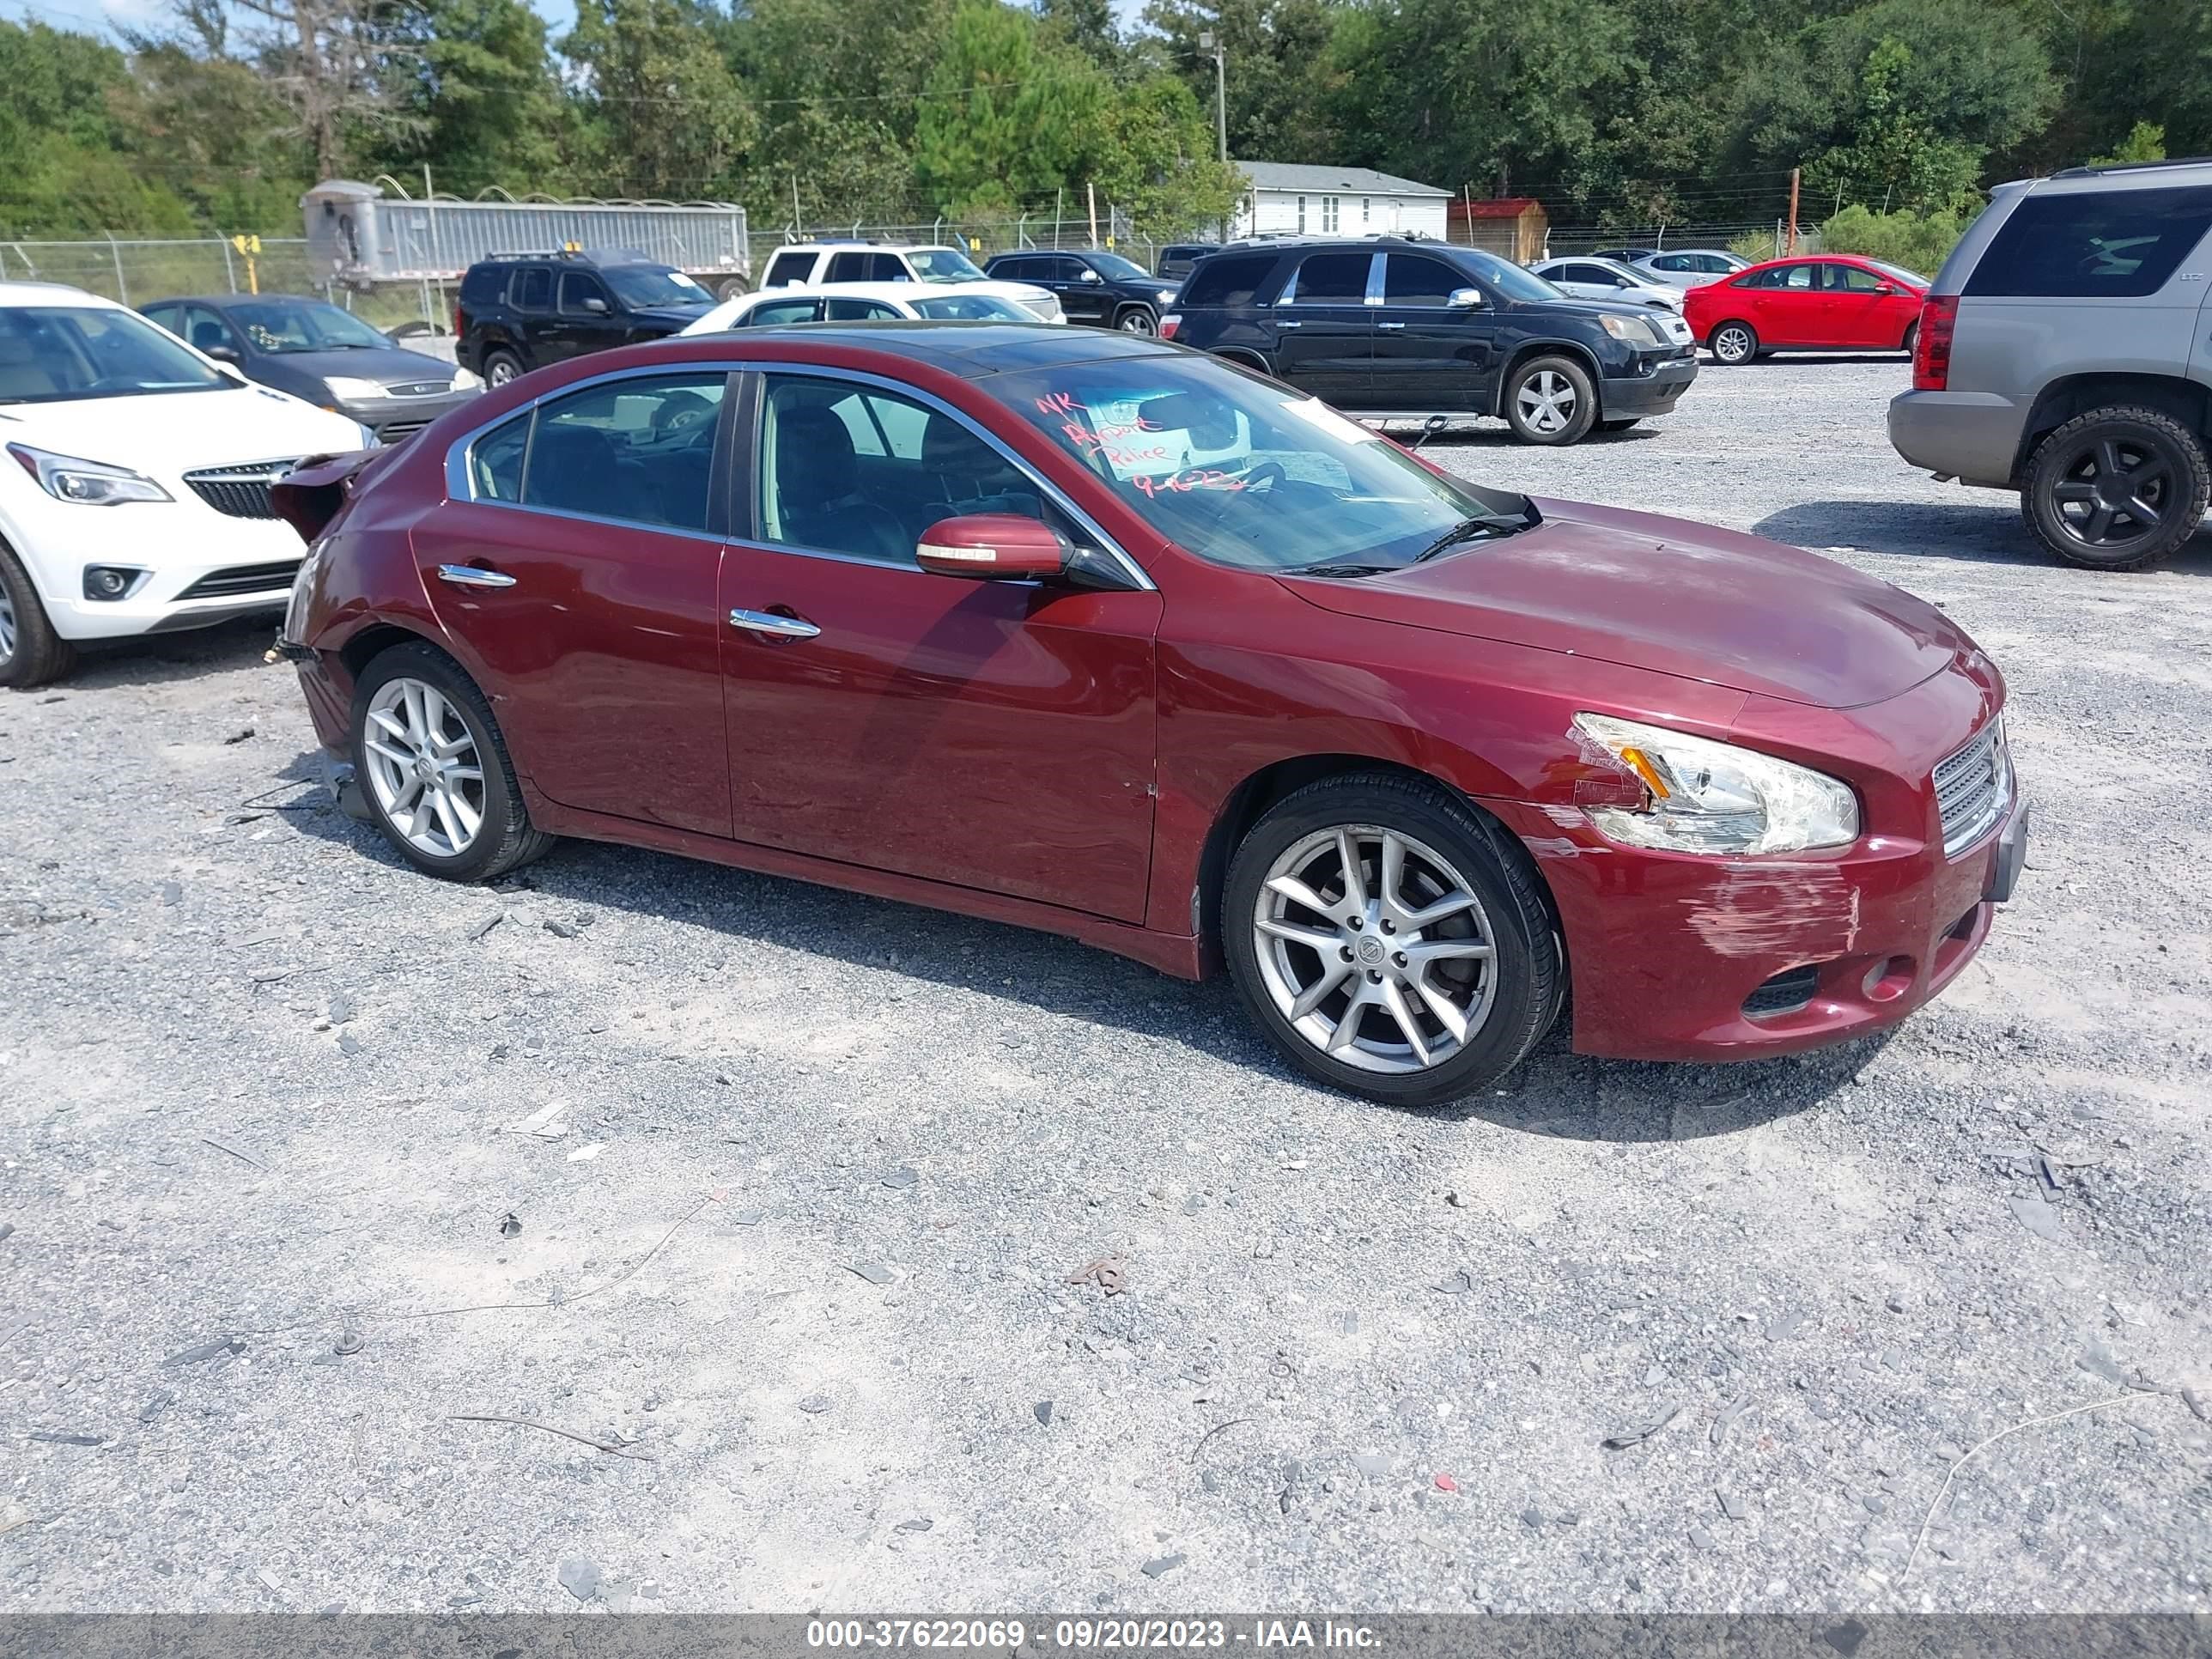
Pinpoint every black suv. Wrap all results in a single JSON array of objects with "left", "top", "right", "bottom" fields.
[
  {"left": 454, "top": 248, "right": 715, "bottom": 386},
  {"left": 1164, "top": 238, "right": 1699, "bottom": 444},
  {"left": 981, "top": 249, "right": 1181, "bottom": 334}
]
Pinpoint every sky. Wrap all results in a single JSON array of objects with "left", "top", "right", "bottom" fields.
[{"left": 4, "top": 0, "right": 1150, "bottom": 40}]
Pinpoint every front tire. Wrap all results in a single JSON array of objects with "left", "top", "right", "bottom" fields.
[
  {"left": 351, "top": 641, "right": 553, "bottom": 881},
  {"left": 1709, "top": 320, "right": 1758, "bottom": 364},
  {"left": 2021, "top": 406, "right": 2211, "bottom": 571},
  {"left": 0, "top": 541, "right": 76, "bottom": 690},
  {"left": 1223, "top": 774, "right": 1563, "bottom": 1108},
  {"left": 1502, "top": 355, "right": 1597, "bottom": 445}
]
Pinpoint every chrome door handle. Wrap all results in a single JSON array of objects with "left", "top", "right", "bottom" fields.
[
  {"left": 1275, "top": 319, "right": 1303, "bottom": 330},
  {"left": 1376, "top": 321, "right": 1407, "bottom": 331},
  {"left": 729, "top": 608, "right": 820, "bottom": 640},
  {"left": 438, "top": 564, "right": 516, "bottom": 588}
]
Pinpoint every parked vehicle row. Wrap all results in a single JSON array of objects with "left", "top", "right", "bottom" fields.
[
  {"left": 266, "top": 323, "right": 2023, "bottom": 1106},
  {"left": 1686, "top": 254, "right": 1928, "bottom": 362},
  {"left": 981, "top": 249, "right": 1180, "bottom": 335}
]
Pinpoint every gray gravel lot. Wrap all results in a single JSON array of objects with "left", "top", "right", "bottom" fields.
[{"left": 2, "top": 356, "right": 2208, "bottom": 1616}]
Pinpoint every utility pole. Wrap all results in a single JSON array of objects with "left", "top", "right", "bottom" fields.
[
  {"left": 1086, "top": 181, "right": 1099, "bottom": 246},
  {"left": 1785, "top": 167, "right": 1801, "bottom": 257},
  {"left": 1199, "top": 30, "right": 1227, "bottom": 164}
]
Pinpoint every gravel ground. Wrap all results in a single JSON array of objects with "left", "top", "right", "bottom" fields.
[{"left": 2, "top": 356, "right": 2208, "bottom": 1617}]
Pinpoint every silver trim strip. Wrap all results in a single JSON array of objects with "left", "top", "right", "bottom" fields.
[
  {"left": 442, "top": 359, "right": 1152, "bottom": 592},
  {"left": 729, "top": 608, "right": 820, "bottom": 639}
]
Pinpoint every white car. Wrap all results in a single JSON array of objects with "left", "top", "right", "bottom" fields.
[
  {"left": 682, "top": 283, "right": 1048, "bottom": 335},
  {"left": 0, "top": 283, "right": 368, "bottom": 687},
  {"left": 753, "top": 242, "right": 1065, "bottom": 323},
  {"left": 1629, "top": 249, "right": 1750, "bottom": 289},
  {"left": 1530, "top": 256, "right": 1686, "bottom": 312}
]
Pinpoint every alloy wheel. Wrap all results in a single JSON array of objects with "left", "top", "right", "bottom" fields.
[
  {"left": 487, "top": 358, "right": 519, "bottom": 386},
  {"left": 0, "top": 586, "right": 15, "bottom": 665},
  {"left": 1712, "top": 324, "right": 1753, "bottom": 363},
  {"left": 1119, "top": 311, "right": 1158, "bottom": 335},
  {"left": 1251, "top": 824, "right": 1498, "bottom": 1075},
  {"left": 2047, "top": 434, "right": 2176, "bottom": 552},
  {"left": 362, "top": 676, "right": 487, "bottom": 858},
  {"left": 1515, "top": 370, "right": 1577, "bottom": 434}
]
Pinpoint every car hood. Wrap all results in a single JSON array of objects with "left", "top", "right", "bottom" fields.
[
  {"left": 257, "top": 346, "right": 458, "bottom": 387},
  {"left": 629, "top": 304, "right": 716, "bottom": 329},
  {"left": 0, "top": 383, "right": 366, "bottom": 475},
  {"left": 1277, "top": 498, "right": 1976, "bottom": 710}
]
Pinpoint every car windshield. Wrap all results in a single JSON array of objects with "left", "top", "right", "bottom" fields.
[
  {"left": 1867, "top": 259, "right": 1930, "bottom": 288},
  {"left": 987, "top": 357, "right": 1534, "bottom": 573},
  {"left": 1459, "top": 250, "right": 1562, "bottom": 303},
  {"left": 0, "top": 305, "right": 232, "bottom": 403},
  {"left": 604, "top": 265, "right": 708, "bottom": 307},
  {"left": 1089, "top": 252, "right": 1152, "bottom": 282},
  {"left": 911, "top": 294, "right": 1031, "bottom": 321},
  {"left": 226, "top": 300, "right": 392, "bottom": 353},
  {"left": 909, "top": 248, "right": 987, "bottom": 283}
]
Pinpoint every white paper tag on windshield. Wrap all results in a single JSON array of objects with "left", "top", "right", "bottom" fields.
[{"left": 1277, "top": 397, "right": 1380, "bottom": 445}]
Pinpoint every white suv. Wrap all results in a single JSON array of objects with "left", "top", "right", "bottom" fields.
[
  {"left": 0, "top": 283, "right": 368, "bottom": 687},
  {"left": 756, "top": 243, "right": 1064, "bottom": 322}
]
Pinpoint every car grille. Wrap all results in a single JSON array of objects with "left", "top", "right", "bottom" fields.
[
  {"left": 1742, "top": 964, "right": 1820, "bottom": 1018},
  {"left": 176, "top": 560, "right": 301, "bottom": 600},
  {"left": 1934, "top": 720, "right": 2008, "bottom": 858},
  {"left": 384, "top": 381, "right": 451, "bottom": 398},
  {"left": 183, "top": 461, "right": 299, "bottom": 520}
]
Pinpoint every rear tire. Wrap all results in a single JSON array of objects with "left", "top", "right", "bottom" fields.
[
  {"left": 482, "top": 349, "right": 526, "bottom": 388},
  {"left": 717, "top": 276, "right": 749, "bottom": 301},
  {"left": 1502, "top": 354, "right": 1598, "bottom": 445},
  {"left": 1901, "top": 321, "right": 1918, "bottom": 355},
  {"left": 1709, "top": 320, "right": 1758, "bottom": 364},
  {"left": 1222, "top": 773, "right": 1562, "bottom": 1108},
  {"left": 0, "top": 541, "right": 77, "bottom": 690},
  {"left": 351, "top": 641, "right": 554, "bottom": 881},
  {"left": 2021, "top": 405, "right": 2211, "bottom": 571},
  {"left": 1115, "top": 306, "right": 1158, "bottom": 335}
]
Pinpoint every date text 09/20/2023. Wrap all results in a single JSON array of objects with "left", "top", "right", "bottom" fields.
[{"left": 805, "top": 1618, "right": 1382, "bottom": 1649}]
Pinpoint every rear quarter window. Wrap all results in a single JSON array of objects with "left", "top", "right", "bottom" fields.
[
  {"left": 763, "top": 251, "right": 816, "bottom": 288},
  {"left": 460, "top": 265, "right": 507, "bottom": 306},
  {"left": 1966, "top": 185, "right": 2212, "bottom": 298},
  {"left": 1178, "top": 253, "right": 1279, "bottom": 308}
]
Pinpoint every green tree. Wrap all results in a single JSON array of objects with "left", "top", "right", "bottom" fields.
[
  {"left": 1800, "top": 37, "right": 1985, "bottom": 214},
  {"left": 563, "top": 0, "right": 756, "bottom": 198},
  {"left": 1140, "top": 0, "right": 1339, "bottom": 164},
  {"left": 2089, "top": 120, "right": 2166, "bottom": 166},
  {"left": 375, "top": 0, "right": 570, "bottom": 191},
  {"left": 913, "top": 0, "right": 1105, "bottom": 214}
]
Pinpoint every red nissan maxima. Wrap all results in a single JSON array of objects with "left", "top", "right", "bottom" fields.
[
  {"left": 272, "top": 325, "right": 2024, "bottom": 1107},
  {"left": 1684, "top": 254, "right": 1928, "bottom": 364}
]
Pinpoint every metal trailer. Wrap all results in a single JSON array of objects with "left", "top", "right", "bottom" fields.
[{"left": 302, "top": 179, "right": 753, "bottom": 300}]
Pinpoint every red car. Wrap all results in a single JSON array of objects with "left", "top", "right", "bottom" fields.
[
  {"left": 273, "top": 326, "right": 2024, "bottom": 1107},
  {"left": 1685, "top": 255, "right": 1928, "bottom": 365}
]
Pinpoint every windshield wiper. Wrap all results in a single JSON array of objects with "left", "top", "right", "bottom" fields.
[
  {"left": 1291, "top": 562, "right": 1399, "bottom": 580},
  {"left": 1411, "top": 513, "right": 1531, "bottom": 563}
]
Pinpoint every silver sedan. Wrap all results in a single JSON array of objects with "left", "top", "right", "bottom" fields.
[{"left": 1530, "top": 256, "right": 1686, "bottom": 312}]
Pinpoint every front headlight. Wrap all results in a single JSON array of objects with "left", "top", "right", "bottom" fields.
[
  {"left": 5, "top": 443, "right": 173, "bottom": 505},
  {"left": 1598, "top": 313, "right": 1665, "bottom": 347},
  {"left": 324, "top": 375, "right": 388, "bottom": 402},
  {"left": 1573, "top": 714, "right": 1859, "bottom": 854},
  {"left": 450, "top": 367, "right": 483, "bottom": 391}
]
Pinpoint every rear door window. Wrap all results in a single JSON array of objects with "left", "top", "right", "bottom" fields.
[
  {"left": 513, "top": 267, "right": 551, "bottom": 311},
  {"left": 744, "top": 298, "right": 823, "bottom": 326},
  {"left": 1966, "top": 185, "right": 2212, "bottom": 297},
  {"left": 518, "top": 373, "right": 727, "bottom": 532},
  {"left": 1179, "top": 253, "right": 1278, "bottom": 308},
  {"left": 1289, "top": 252, "right": 1371, "bottom": 304},
  {"left": 824, "top": 297, "right": 902, "bottom": 320}
]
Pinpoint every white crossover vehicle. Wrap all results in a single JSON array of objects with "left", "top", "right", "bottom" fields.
[
  {"left": 753, "top": 242, "right": 1065, "bottom": 322},
  {"left": 0, "top": 283, "right": 368, "bottom": 687},
  {"left": 682, "top": 282, "right": 1044, "bottom": 334}
]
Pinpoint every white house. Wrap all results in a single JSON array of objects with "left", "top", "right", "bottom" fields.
[{"left": 1231, "top": 161, "right": 1452, "bottom": 240}]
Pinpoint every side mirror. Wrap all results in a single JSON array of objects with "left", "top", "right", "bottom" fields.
[
  {"left": 204, "top": 343, "right": 241, "bottom": 363},
  {"left": 916, "top": 514, "right": 1070, "bottom": 580},
  {"left": 1079, "top": 269, "right": 1103, "bottom": 283},
  {"left": 581, "top": 296, "right": 610, "bottom": 314},
  {"left": 1872, "top": 283, "right": 1897, "bottom": 296},
  {"left": 1446, "top": 287, "right": 1484, "bottom": 309}
]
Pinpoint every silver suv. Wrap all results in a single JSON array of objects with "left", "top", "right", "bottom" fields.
[{"left": 1888, "top": 158, "right": 2212, "bottom": 570}]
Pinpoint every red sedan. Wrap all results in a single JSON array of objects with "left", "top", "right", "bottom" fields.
[
  {"left": 1685, "top": 255, "right": 1928, "bottom": 365},
  {"left": 273, "top": 325, "right": 2024, "bottom": 1107}
]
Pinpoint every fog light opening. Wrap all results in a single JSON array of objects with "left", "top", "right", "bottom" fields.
[
  {"left": 1742, "top": 964, "right": 1820, "bottom": 1019},
  {"left": 1862, "top": 956, "right": 1915, "bottom": 1003},
  {"left": 82, "top": 565, "right": 149, "bottom": 602}
]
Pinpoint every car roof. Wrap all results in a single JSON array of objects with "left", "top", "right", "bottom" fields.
[
  {"left": 2041, "top": 155, "right": 2212, "bottom": 186},
  {"left": 145, "top": 293, "right": 331, "bottom": 307},
  {"left": 774, "top": 243, "right": 963, "bottom": 257},
  {"left": 653, "top": 319, "right": 1180, "bottom": 379},
  {"left": 0, "top": 281, "right": 120, "bottom": 309}
]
